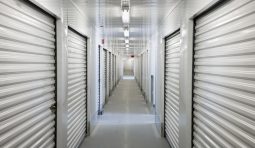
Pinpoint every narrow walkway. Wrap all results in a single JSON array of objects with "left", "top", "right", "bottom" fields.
[{"left": 81, "top": 79, "right": 169, "bottom": 148}]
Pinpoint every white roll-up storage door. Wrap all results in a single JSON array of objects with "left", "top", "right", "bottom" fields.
[
  {"left": 142, "top": 51, "right": 148, "bottom": 97},
  {"left": 164, "top": 30, "right": 181, "bottom": 148},
  {"left": 116, "top": 56, "right": 119, "bottom": 83},
  {"left": 97, "top": 46, "right": 101, "bottom": 114},
  {"left": 143, "top": 53, "right": 146, "bottom": 92},
  {"left": 97, "top": 45, "right": 101, "bottom": 115},
  {"left": 193, "top": 1, "right": 255, "bottom": 147},
  {"left": 67, "top": 28, "right": 87, "bottom": 148},
  {"left": 140, "top": 56, "right": 142, "bottom": 87},
  {"left": 108, "top": 52, "right": 112, "bottom": 95},
  {"left": 115, "top": 55, "right": 117, "bottom": 86},
  {"left": 0, "top": 0, "right": 56, "bottom": 147},
  {"left": 112, "top": 54, "right": 115, "bottom": 88},
  {"left": 114, "top": 55, "right": 116, "bottom": 87},
  {"left": 103, "top": 49, "right": 107, "bottom": 107},
  {"left": 112, "top": 54, "right": 114, "bottom": 89}
]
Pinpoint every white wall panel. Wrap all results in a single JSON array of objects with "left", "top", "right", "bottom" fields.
[{"left": 29, "top": 0, "right": 62, "bottom": 18}]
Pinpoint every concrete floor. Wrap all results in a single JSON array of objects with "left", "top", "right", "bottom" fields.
[{"left": 80, "top": 79, "right": 170, "bottom": 148}]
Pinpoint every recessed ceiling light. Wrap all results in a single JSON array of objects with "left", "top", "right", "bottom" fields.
[
  {"left": 122, "top": 9, "right": 130, "bottom": 24},
  {"left": 124, "top": 28, "right": 129, "bottom": 37}
]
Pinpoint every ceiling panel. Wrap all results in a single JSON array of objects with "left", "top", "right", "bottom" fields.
[{"left": 70, "top": 0, "right": 181, "bottom": 55}]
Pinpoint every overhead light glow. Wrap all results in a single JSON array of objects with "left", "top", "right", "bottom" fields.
[
  {"left": 126, "top": 44, "right": 129, "bottom": 48},
  {"left": 125, "top": 39, "right": 129, "bottom": 44},
  {"left": 122, "top": 9, "right": 130, "bottom": 24},
  {"left": 124, "top": 28, "right": 129, "bottom": 37}
]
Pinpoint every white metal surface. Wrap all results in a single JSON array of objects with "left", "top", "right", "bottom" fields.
[
  {"left": 193, "top": 1, "right": 255, "bottom": 147},
  {"left": 114, "top": 55, "right": 117, "bottom": 86},
  {"left": 0, "top": 0, "right": 56, "bottom": 147},
  {"left": 116, "top": 55, "right": 121, "bottom": 83},
  {"left": 102, "top": 49, "right": 107, "bottom": 108},
  {"left": 111, "top": 53, "right": 114, "bottom": 90},
  {"left": 112, "top": 54, "right": 115, "bottom": 88},
  {"left": 116, "top": 55, "right": 119, "bottom": 83},
  {"left": 138, "top": 56, "right": 142, "bottom": 88},
  {"left": 97, "top": 46, "right": 101, "bottom": 114},
  {"left": 108, "top": 52, "right": 112, "bottom": 96},
  {"left": 164, "top": 30, "right": 181, "bottom": 148},
  {"left": 113, "top": 55, "right": 116, "bottom": 87},
  {"left": 139, "top": 56, "right": 142, "bottom": 87},
  {"left": 67, "top": 28, "right": 87, "bottom": 148},
  {"left": 142, "top": 51, "right": 148, "bottom": 97},
  {"left": 140, "top": 55, "right": 144, "bottom": 90}
]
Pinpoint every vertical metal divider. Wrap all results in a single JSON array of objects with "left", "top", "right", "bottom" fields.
[
  {"left": 54, "top": 18, "right": 57, "bottom": 148},
  {"left": 163, "top": 36, "right": 167, "bottom": 138},
  {"left": 191, "top": 18, "right": 196, "bottom": 148},
  {"left": 85, "top": 36, "right": 88, "bottom": 136},
  {"left": 56, "top": 19, "right": 68, "bottom": 148}
]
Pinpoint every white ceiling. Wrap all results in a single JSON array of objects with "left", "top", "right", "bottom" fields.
[{"left": 71, "top": 0, "right": 181, "bottom": 55}]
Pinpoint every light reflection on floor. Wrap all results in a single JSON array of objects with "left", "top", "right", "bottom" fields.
[
  {"left": 97, "top": 113, "right": 155, "bottom": 125},
  {"left": 80, "top": 79, "right": 170, "bottom": 148}
]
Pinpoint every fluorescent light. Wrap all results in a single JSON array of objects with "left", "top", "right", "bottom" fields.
[
  {"left": 126, "top": 47, "right": 129, "bottom": 50},
  {"left": 126, "top": 44, "right": 129, "bottom": 48},
  {"left": 125, "top": 39, "right": 129, "bottom": 44},
  {"left": 124, "top": 28, "right": 129, "bottom": 37},
  {"left": 122, "top": 9, "right": 130, "bottom": 24}
]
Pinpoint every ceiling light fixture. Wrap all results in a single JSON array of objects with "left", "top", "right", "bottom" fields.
[
  {"left": 125, "top": 39, "right": 129, "bottom": 44},
  {"left": 122, "top": 0, "right": 130, "bottom": 55},
  {"left": 124, "top": 28, "right": 129, "bottom": 37},
  {"left": 122, "top": 9, "right": 130, "bottom": 24}
]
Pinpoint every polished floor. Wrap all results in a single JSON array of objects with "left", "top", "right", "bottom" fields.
[{"left": 80, "top": 78, "right": 170, "bottom": 148}]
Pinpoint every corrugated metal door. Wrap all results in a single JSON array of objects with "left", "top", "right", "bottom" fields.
[
  {"left": 97, "top": 46, "right": 101, "bottom": 114},
  {"left": 116, "top": 56, "right": 119, "bottom": 83},
  {"left": 141, "top": 55, "right": 143, "bottom": 90},
  {"left": 67, "top": 28, "right": 87, "bottom": 148},
  {"left": 112, "top": 54, "right": 115, "bottom": 89},
  {"left": 142, "top": 51, "right": 148, "bottom": 96},
  {"left": 103, "top": 49, "right": 107, "bottom": 107},
  {"left": 108, "top": 52, "right": 112, "bottom": 95},
  {"left": 193, "top": 1, "right": 255, "bottom": 147},
  {"left": 138, "top": 57, "right": 141, "bottom": 86},
  {"left": 98, "top": 47, "right": 106, "bottom": 114},
  {"left": 112, "top": 54, "right": 115, "bottom": 88},
  {"left": 114, "top": 55, "right": 117, "bottom": 86},
  {"left": 0, "top": 0, "right": 56, "bottom": 147},
  {"left": 164, "top": 30, "right": 181, "bottom": 148},
  {"left": 112, "top": 55, "right": 116, "bottom": 88}
]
